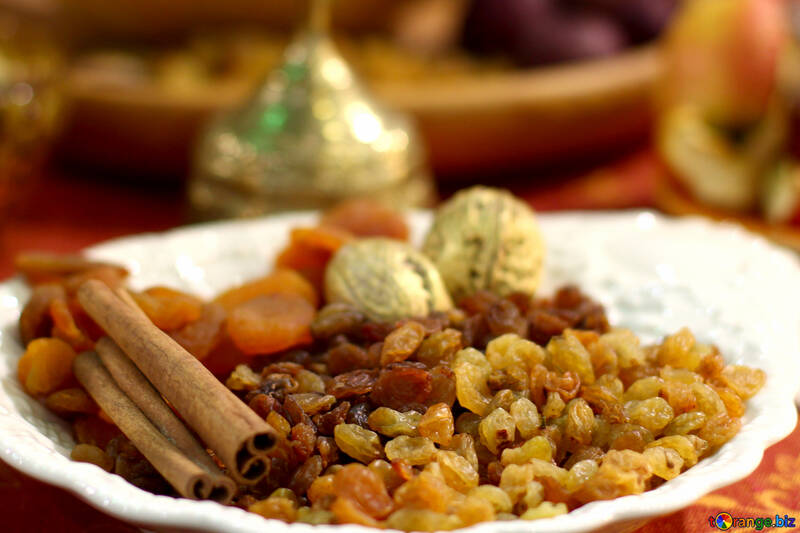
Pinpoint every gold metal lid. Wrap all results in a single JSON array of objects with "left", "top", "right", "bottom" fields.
[{"left": 189, "top": 0, "right": 435, "bottom": 220}]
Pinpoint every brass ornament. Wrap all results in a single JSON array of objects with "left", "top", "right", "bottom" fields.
[
  {"left": 189, "top": 0, "right": 435, "bottom": 220},
  {"left": 422, "top": 186, "right": 546, "bottom": 301},
  {"left": 325, "top": 238, "right": 452, "bottom": 322}
]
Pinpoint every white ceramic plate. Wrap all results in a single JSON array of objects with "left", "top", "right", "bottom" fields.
[{"left": 0, "top": 211, "right": 798, "bottom": 533}]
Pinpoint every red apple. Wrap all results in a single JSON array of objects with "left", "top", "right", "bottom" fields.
[{"left": 659, "top": 0, "right": 789, "bottom": 126}]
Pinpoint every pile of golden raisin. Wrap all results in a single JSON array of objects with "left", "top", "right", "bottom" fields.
[
  {"left": 14, "top": 199, "right": 765, "bottom": 531},
  {"left": 221, "top": 288, "right": 764, "bottom": 530}
]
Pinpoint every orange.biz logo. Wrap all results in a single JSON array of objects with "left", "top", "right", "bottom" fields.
[{"left": 709, "top": 512, "right": 796, "bottom": 530}]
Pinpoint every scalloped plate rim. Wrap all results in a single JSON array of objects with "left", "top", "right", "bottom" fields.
[{"left": 0, "top": 209, "right": 798, "bottom": 533}]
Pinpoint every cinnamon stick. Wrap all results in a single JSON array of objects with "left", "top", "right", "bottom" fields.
[
  {"left": 78, "top": 279, "right": 276, "bottom": 484},
  {"left": 95, "top": 337, "right": 235, "bottom": 495},
  {"left": 73, "top": 351, "right": 233, "bottom": 502}
]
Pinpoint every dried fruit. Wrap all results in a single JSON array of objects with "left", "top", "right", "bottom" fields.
[
  {"left": 381, "top": 321, "right": 426, "bottom": 366},
  {"left": 509, "top": 397, "right": 541, "bottom": 440},
  {"left": 334, "top": 424, "right": 383, "bottom": 464},
  {"left": 327, "top": 343, "right": 372, "bottom": 376},
  {"left": 663, "top": 411, "right": 707, "bottom": 436},
  {"left": 320, "top": 198, "right": 409, "bottom": 240},
  {"left": 436, "top": 450, "right": 479, "bottom": 492},
  {"left": 249, "top": 497, "right": 298, "bottom": 522},
  {"left": 368, "top": 407, "right": 421, "bottom": 437},
  {"left": 19, "top": 284, "right": 65, "bottom": 345},
  {"left": 71, "top": 443, "right": 113, "bottom": 472},
  {"left": 657, "top": 327, "right": 700, "bottom": 371},
  {"left": 385, "top": 436, "right": 438, "bottom": 466},
  {"left": 385, "top": 509, "right": 462, "bottom": 531},
  {"left": 288, "top": 393, "right": 337, "bottom": 415},
  {"left": 643, "top": 446, "right": 683, "bottom": 480},
  {"left": 327, "top": 369, "right": 377, "bottom": 399},
  {"left": 500, "top": 436, "right": 553, "bottom": 465},
  {"left": 170, "top": 303, "right": 227, "bottom": 360},
  {"left": 371, "top": 362, "right": 432, "bottom": 410},
  {"left": 719, "top": 365, "right": 766, "bottom": 400},
  {"left": 45, "top": 388, "right": 97, "bottom": 415},
  {"left": 520, "top": 502, "right": 568, "bottom": 520},
  {"left": 18, "top": 338, "right": 77, "bottom": 396},
  {"left": 418, "top": 403, "right": 455, "bottom": 445},
  {"left": 333, "top": 464, "right": 394, "bottom": 519},
  {"left": 131, "top": 286, "right": 203, "bottom": 331},
  {"left": 227, "top": 294, "right": 314, "bottom": 355},
  {"left": 467, "top": 485, "right": 512, "bottom": 514},
  {"left": 215, "top": 269, "right": 317, "bottom": 311},
  {"left": 478, "top": 408, "right": 516, "bottom": 454},
  {"left": 548, "top": 330, "right": 595, "bottom": 385},
  {"left": 623, "top": 397, "right": 674, "bottom": 435},
  {"left": 416, "top": 329, "right": 462, "bottom": 367}
]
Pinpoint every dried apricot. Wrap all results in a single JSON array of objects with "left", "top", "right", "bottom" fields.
[
  {"left": 19, "top": 284, "right": 64, "bottom": 344},
  {"left": 214, "top": 269, "right": 317, "bottom": 311},
  {"left": 18, "top": 338, "right": 77, "bottom": 396},
  {"left": 50, "top": 297, "right": 91, "bottom": 351},
  {"left": 170, "top": 303, "right": 227, "bottom": 360},
  {"left": 276, "top": 226, "right": 353, "bottom": 292},
  {"left": 227, "top": 294, "right": 314, "bottom": 355},
  {"left": 15, "top": 253, "right": 127, "bottom": 286},
  {"left": 320, "top": 198, "right": 409, "bottom": 240},
  {"left": 131, "top": 287, "right": 203, "bottom": 331},
  {"left": 46, "top": 388, "right": 97, "bottom": 415}
]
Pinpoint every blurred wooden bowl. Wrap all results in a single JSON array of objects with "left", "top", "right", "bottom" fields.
[
  {"left": 57, "top": 45, "right": 660, "bottom": 179},
  {"left": 57, "top": 0, "right": 400, "bottom": 41}
]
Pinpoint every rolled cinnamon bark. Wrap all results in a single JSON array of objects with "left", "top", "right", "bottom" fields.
[
  {"left": 74, "top": 351, "right": 233, "bottom": 502},
  {"left": 78, "top": 279, "right": 276, "bottom": 484},
  {"left": 95, "top": 336, "right": 235, "bottom": 498}
]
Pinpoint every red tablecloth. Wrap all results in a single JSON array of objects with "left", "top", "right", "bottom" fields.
[{"left": 2, "top": 154, "right": 798, "bottom": 532}]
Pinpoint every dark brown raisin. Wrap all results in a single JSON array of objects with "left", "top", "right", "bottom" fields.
[
  {"left": 328, "top": 343, "right": 372, "bottom": 375},
  {"left": 289, "top": 455, "right": 324, "bottom": 496},
  {"left": 346, "top": 401, "right": 373, "bottom": 428},
  {"left": 316, "top": 436, "right": 340, "bottom": 468},
  {"left": 327, "top": 369, "right": 378, "bottom": 399},
  {"left": 370, "top": 362, "right": 432, "bottom": 411},
  {"left": 486, "top": 299, "right": 528, "bottom": 337},
  {"left": 314, "top": 401, "right": 350, "bottom": 435},
  {"left": 427, "top": 365, "right": 456, "bottom": 407},
  {"left": 290, "top": 423, "right": 317, "bottom": 464}
]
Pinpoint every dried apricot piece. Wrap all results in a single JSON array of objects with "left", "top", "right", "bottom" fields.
[
  {"left": 170, "top": 303, "right": 227, "bottom": 360},
  {"left": 50, "top": 298, "right": 92, "bottom": 351},
  {"left": 15, "top": 253, "right": 127, "bottom": 286},
  {"left": 275, "top": 226, "right": 353, "bottom": 292},
  {"left": 201, "top": 335, "right": 249, "bottom": 376},
  {"left": 214, "top": 269, "right": 318, "bottom": 311},
  {"left": 46, "top": 388, "right": 97, "bottom": 415},
  {"left": 227, "top": 294, "right": 314, "bottom": 355},
  {"left": 18, "top": 337, "right": 77, "bottom": 396},
  {"left": 19, "top": 284, "right": 65, "bottom": 344},
  {"left": 320, "top": 198, "right": 409, "bottom": 240},
  {"left": 131, "top": 287, "right": 203, "bottom": 331}
]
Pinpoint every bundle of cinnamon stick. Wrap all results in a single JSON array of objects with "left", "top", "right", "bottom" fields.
[{"left": 73, "top": 280, "right": 278, "bottom": 503}]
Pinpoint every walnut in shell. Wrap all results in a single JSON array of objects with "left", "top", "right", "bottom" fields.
[
  {"left": 422, "top": 186, "right": 545, "bottom": 302},
  {"left": 325, "top": 238, "right": 453, "bottom": 322}
]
